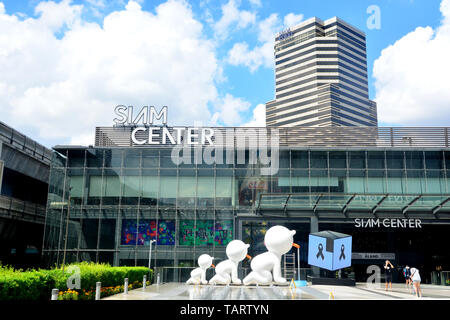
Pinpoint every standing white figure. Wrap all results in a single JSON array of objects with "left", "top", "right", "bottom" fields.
[
  {"left": 186, "top": 254, "right": 214, "bottom": 285},
  {"left": 209, "top": 240, "right": 252, "bottom": 285},
  {"left": 243, "top": 225, "right": 297, "bottom": 285}
]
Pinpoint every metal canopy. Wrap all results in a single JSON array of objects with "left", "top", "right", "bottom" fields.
[{"left": 257, "top": 192, "right": 450, "bottom": 217}]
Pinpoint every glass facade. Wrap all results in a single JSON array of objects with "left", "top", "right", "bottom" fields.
[{"left": 43, "top": 147, "right": 450, "bottom": 282}]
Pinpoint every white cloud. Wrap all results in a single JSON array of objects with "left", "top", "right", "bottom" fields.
[
  {"left": 373, "top": 0, "right": 450, "bottom": 126},
  {"left": 0, "top": 0, "right": 237, "bottom": 146},
  {"left": 227, "top": 41, "right": 273, "bottom": 72},
  {"left": 226, "top": 12, "right": 303, "bottom": 72},
  {"left": 212, "top": 93, "right": 251, "bottom": 126},
  {"left": 241, "top": 103, "right": 266, "bottom": 127},
  {"left": 213, "top": 0, "right": 256, "bottom": 40},
  {"left": 248, "top": 0, "right": 262, "bottom": 7},
  {"left": 283, "top": 12, "right": 303, "bottom": 28},
  {"left": 35, "top": 0, "right": 82, "bottom": 31}
]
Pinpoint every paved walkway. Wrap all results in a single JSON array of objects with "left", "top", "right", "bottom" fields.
[{"left": 102, "top": 282, "right": 450, "bottom": 300}]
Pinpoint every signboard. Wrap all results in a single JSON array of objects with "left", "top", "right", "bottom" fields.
[
  {"left": 276, "top": 28, "right": 293, "bottom": 41},
  {"left": 354, "top": 218, "right": 422, "bottom": 229},
  {"left": 112, "top": 105, "right": 215, "bottom": 146},
  {"left": 352, "top": 252, "right": 395, "bottom": 260},
  {"left": 307, "top": 231, "right": 352, "bottom": 271}
]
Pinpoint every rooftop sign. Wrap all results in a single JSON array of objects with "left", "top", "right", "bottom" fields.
[{"left": 276, "top": 28, "right": 293, "bottom": 41}]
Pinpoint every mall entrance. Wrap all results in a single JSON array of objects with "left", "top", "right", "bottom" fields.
[{"left": 238, "top": 218, "right": 450, "bottom": 284}]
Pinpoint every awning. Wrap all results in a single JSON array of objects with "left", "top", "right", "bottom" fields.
[{"left": 256, "top": 193, "right": 450, "bottom": 217}]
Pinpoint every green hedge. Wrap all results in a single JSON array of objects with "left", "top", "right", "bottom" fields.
[
  {"left": 0, "top": 266, "right": 55, "bottom": 300},
  {"left": 0, "top": 263, "right": 152, "bottom": 300}
]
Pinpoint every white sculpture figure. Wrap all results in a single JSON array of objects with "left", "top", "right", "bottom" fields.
[
  {"left": 209, "top": 240, "right": 252, "bottom": 285},
  {"left": 186, "top": 254, "right": 215, "bottom": 285},
  {"left": 243, "top": 225, "right": 297, "bottom": 285}
]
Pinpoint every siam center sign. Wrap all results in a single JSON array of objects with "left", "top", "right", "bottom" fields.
[
  {"left": 112, "top": 105, "right": 280, "bottom": 175},
  {"left": 113, "top": 105, "right": 214, "bottom": 145}
]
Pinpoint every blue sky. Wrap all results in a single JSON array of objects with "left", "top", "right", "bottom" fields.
[{"left": 0, "top": 0, "right": 449, "bottom": 147}]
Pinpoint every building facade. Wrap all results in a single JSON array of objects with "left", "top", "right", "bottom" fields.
[
  {"left": 0, "top": 121, "right": 52, "bottom": 268},
  {"left": 266, "top": 17, "right": 378, "bottom": 127},
  {"left": 43, "top": 126, "right": 450, "bottom": 283}
]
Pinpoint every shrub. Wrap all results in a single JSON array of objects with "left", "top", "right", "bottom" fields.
[{"left": 0, "top": 263, "right": 152, "bottom": 300}]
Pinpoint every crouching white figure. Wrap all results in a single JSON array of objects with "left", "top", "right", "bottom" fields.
[
  {"left": 209, "top": 240, "right": 251, "bottom": 285},
  {"left": 243, "top": 225, "right": 298, "bottom": 285},
  {"left": 186, "top": 254, "right": 214, "bottom": 285}
]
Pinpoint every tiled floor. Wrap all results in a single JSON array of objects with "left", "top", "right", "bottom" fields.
[{"left": 102, "top": 282, "right": 450, "bottom": 300}]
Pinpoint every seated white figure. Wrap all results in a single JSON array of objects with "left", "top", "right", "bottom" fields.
[
  {"left": 209, "top": 240, "right": 251, "bottom": 285},
  {"left": 186, "top": 254, "right": 214, "bottom": 285},
  {"left": 243, "top": 225, "right": 298, "bottom": 286}
]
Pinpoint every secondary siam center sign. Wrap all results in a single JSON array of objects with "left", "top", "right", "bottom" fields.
[
  {"left": 354, "top": 218, "right": 422, "bottom": 228},
  {"left": 113, "top": 105, "right": 214, "bottom": 145}
]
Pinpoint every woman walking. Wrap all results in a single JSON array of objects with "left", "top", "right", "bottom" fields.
[
  {"left": 403, "top": 265, "right": 412, "bottom": 291},
  {"left": 410, "top": 267, "right": 422, "bottom": 298}
]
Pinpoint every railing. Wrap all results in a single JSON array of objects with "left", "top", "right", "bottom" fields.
[
  {"left": 0, "top": 195, "right": 47, "bottom": 223},
  {"left": 95, "top": 126, "right": 450, "bottom": 148},
  {"left": 0, "top": 121, "right": 52, "bottom": 164}
]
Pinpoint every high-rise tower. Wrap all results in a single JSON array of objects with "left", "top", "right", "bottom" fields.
[{"left": 266, "top": 17, "right": 377, "bottom": 127}]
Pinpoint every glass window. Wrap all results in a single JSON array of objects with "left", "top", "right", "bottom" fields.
[
  {"left": 88, "top": 176, "right": 102, "bottom": 197},
  {"left": 86, "top": 149, "right": 103, "bottom": 168},
  {"left": 124, "top": 150, "right": 141, "bottom": 168},
  {"left": 70, "top": 176, "right": 84, "bottom": 198},
  {"left": 347, "top": 170, "right": 366, "bottom": 193},
  {"left": 329, "top": 151, "right": 346, "bottom": 168},
  {"left": 197, "top": 176, "right": 214, "bottom": 198},
  {"left": 386, "top": 151, "right": 404, "bottom": 169},
  {"left": 279, "top": 150, "right": 290, "bottom": 168},
  {"left": 426, "top": 170, "right": 446, "bottom": 194},
  {"left": 406, "top": 170, "right": 426, "bottom": 193},
  {"left": 367, "top": 151, "right": 385, "bottom": 169},
  {"left": 122, "top": 176, "right": 141, "bottom": 197},
  {"left": 367, "top": 170, "right": 386, "bottom": 193},
  {"left": 216, "top": 176, "right": 232, "bottom": 197},
  {"left": 348, "top": 151, "right": 366, "bottom": 169},
  {"left": 67, "top": 150, "right": 85, "bottom": 167},
  {"left": 178, "top": 175, "right": 196, "bottom": 207},
  {"left": 104, "top": 176, "right": 121, "bottom": 196},
  {"left": 405, "top": 151, "right": 424, "bottom": 169},
  {"left": 99, "top": 219, "right": 116, "bottom": 249},
  {"left": 387, "top": 170, "right": 406, "bottom": 194},
  {"left": 160, "top": 156, "right": 177, "bottom": 168},
  {"left": 310, "top": 151, "right": 328, "bottom": 168},
  {"left": 291, "top": 150, "right": 308, "bottom": 168},
  {"left": 310, "top": 170, "right": 329, "bottom": 192},
  {"left": 104, "top": 150, "right": 123, "bottom": 168},
  {"left": 425, "top": 151, "right": 444, "bottom": 170},
  {"left": 80, "top": 218, "right": 99, "bottom": 249},
  {"left": 142, "top": 176, "right": 159, "bottom": 198},
  {"left": 160, "top": 176, "right": 177, "bottom": 205}
]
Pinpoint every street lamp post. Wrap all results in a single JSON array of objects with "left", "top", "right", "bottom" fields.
[
  {"left": 148, "top": 239, "right": 156, "bottom": 270},
  {"left": 62, "top": 187, "right": 72, "bottom": 272}
]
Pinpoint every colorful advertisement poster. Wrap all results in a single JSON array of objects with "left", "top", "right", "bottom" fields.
[
  {"left": 179, "top": 220, "right": 233, "bottom": 246},
  {"left": 121, "top": 219, "right": 175, "bottom": 245}
]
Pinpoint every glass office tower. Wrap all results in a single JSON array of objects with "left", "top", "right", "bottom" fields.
[{"left": 43, "top": 136, "right": 450, "bottom": 282}]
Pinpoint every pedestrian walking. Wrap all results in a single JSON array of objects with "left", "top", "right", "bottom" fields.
[
  {"left": 384, "top": 260, "right": 394, "bottom": 291},
  {"left": 410, "top": 267, "right": 422, "bottom": 298},
  {"left": 403, "top": 265, "right": 412, "bottom": 291}
]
